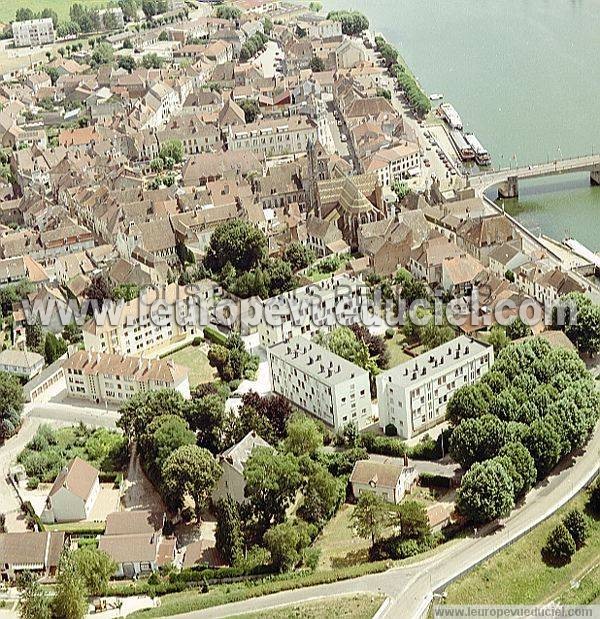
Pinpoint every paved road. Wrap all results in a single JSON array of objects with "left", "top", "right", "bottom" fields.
[{"left": 174, "top": 423, "right": 600, "bottom": 619}]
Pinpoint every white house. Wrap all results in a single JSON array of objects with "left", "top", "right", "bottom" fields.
[
  {"left": 0, "top": 532, "right": 65, "bottom": 580},
  {"left": 212, "top": 432, "right": 270, "bottom": 504},
  {"left": 42, "top": 458, "right": 100, "bottom": 524},
  {"left": 350, "top": 459, "right": 417, "bottom": 504},
  {"left": 0, "top": 349, "right": 44, "bottom": 380}
]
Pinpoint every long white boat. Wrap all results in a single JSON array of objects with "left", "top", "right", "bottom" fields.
[
  {"left": 430, "top": 93, "right": 444, "bottom": 101},
  {"left": 464, "top": 133, "right": 491, "bottom": 166},
  {"left": 450, "top": 129, "right": 475, "bottom": 161},
  {"left": 439, "top": 103, "right": 463, "bottom": 130}
]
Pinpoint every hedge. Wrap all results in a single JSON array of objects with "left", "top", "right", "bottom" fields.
[
  {"left": 169, "top": 564, "right": 275, "bottom": 584},
  {"left": 359, "top": 432, "right": 406, "bottom": 457},
  {"left": 203, "top": 326, "right": 227, "bottom": 346},
  {"left": 418, "top": 472, "right": 453, "bottom": 489}
]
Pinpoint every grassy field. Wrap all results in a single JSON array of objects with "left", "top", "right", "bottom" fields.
[
  {"left": 443, "top": 492, "right": 600, "bottom": 606},
  {"left": 229, "top": 594, "right": 385, "bottom": 619},
  {"left": 0, "top": 1, "right": 109, "bottom": 23},
  {"left": 164, "top": 345, "right": 216, "bottom": 388},
  {"left": 314, "top": 504, "right": 372, "bottom": 569},
  {"left": 386, "top": 332, "right": 411, "bottom": 368}
]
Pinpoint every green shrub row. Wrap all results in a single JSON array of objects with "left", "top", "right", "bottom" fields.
[{"left": 203, "top": 326, "right": 227, "bottom": 346}]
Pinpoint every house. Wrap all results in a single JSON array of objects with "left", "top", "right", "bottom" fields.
[
  {"left": 213, "top": 431, "right": 270, "bottom": 504},
  {"left": 99, "top": 510, "right": 174, "bottom": 578},
  {"left": 0, "top": 532, "right": 64, "bottom": 580},
  {"left": 182, "top": 540, "right": 223, "bottom": 568},
  {"left": 350, "top": 459, "right": 417, "bottom": 504},
  {"left": 0, "top": 349, "right": 44, "bottom": 380},
  {"left": 335, "top": 38, "right": 366, "bottom": 69},
  {"left": 42, "top": 457, "right": 100, "bottom": 524}
]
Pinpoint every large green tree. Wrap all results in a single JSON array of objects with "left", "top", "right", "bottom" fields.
[
  {"left": 264, "top": 518, "right": 315, "bottom": 572},
  {"left": 395, "top": 500, "right": 429, "bottom": 541},
  {"left": 496, "top": 441, "right": 536, "bottom": 499},
  {"left": 299, "top": 464, "right": 343, "bottom": 526},
  {"left": 17, "top": 573, "right": 51, "bottom": 619},
  {"left": 543, "top": 523, "right": 576, "bottom": 565},
  {"left": 52, "top": 551, "right": 88, "bottom": 619},
  {"left": 0, "top": 371, "right": 24, "bottom": 440},
  {"left": 205, "top": 220, "right": 267, "bottom": 274},
  {"left": 283, "top": 414, "right": 322, "bottom": 457},
  {"left": 456, "top": 459, "right": 514, "bottom": 524},
  {"left": 118, "top": 389, "right": 186, "bottom": 439},
  {"left": 215, "top": 496, "right": 244, "bottom": 566},
  {"left": 244, "top": 447, "right": 302, "bottom": 532},
  {"left": 350, "top": 491, "right": 390, "bottom": 547},
  {"left": 161, "top": 445, "right": 221, "bottom": 522},
  {"left": 72, "top": 547, "right": 116, "bottom": 596},
  {"left": 446, "top": 384, "right": 493, "bottom": 426}
]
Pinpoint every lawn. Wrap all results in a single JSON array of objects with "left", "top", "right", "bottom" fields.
[
  {"left": 443, "top": 492, "right": 600, "bottom": 606},
  {"left": 229, "top": 594, "right": 385, "bottom": 619},
  {"left": 164, "top": 344, "right": 216, "bottom": 388},
  {"left": 385, "top": 332, "right": 411, "bottom": 368},
  {"left": 314, "top": 504, "right": 373, "bottom": 569},
  {"left": 0, "top": 0, "right": 109, "bottom": 23},
  {"left": 45, "top": 521, "right": 106, "bottom": 533}
]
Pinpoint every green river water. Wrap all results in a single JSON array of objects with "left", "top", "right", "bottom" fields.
[{"left": 324, "top": 0, "right": 600, "bottom": 249}]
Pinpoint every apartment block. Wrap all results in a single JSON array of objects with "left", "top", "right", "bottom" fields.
[
  {"left": 63, "top": 350, "right": 190, "bottom": 404},
  {"left": 227, "top": 116, "right": 317, "bottom": 158},
  {"left": 12, "top": 18, "right": 55, "bottom": 48},
  {"left": 82, "top": 281, "right": 221, "bottom": 356},
  {"left": 268, "top": 336, "right": 373, "bottom": 430},
  {"left": 377, "top": 336, "right": 494, "bottom": 439},
  {"left": 257, "top": 275, "right": 369, "bottom": 348}
]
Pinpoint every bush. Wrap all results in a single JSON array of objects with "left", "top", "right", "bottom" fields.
[
  {"left": 26, "top": 476, "right": 39, "bottom": 490},
  {"left": 385, "top": 328, "right": 395, "bottom": 340},
  {"left": 203, "top": 326, "right": 227, "bottom": 346},
  {"left": 563, "top": 509, "right": 588, "bottom": 549},
  {"left": 192, "top": 336, "right": 203, "bottom": 346},
  {"left": 589, "top": 478, "right": 600, "bottom": 515},
  {"left": 543, "top": 523, "right": 576, "bottom": 565},
  {"left": 359, "top": 432, "right": 406, "bottom": 457},
  {"left": 418, "top": 472, "right": 453, "bottom": 489}
]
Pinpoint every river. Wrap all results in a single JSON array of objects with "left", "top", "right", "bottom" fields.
[{"left": 324, "top": 0, "right": 600, "bottom": 250}]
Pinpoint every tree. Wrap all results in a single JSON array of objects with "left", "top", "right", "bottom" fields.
[
  {"left": 141, "top": 52, "right": 163, "bottom": 69},
  {"left": 139, "top": 414, "right": 196, "bottom": 481},
  {"left": 84, "top": 273, "right": 113, "bottom": 312},
  {"left": 159, "top": 139, "right": 183, "bottom": 164},
  {"left": 283, "top": 413, "right": 322, "bottom": 457},
  {"left": 62, "top": 322, "right": 82, "bottom": 344},
  {"left": 456, "top": 459, "right": 514, "bottom": 524},
  {"left": 523, "top": 419, "right": 562, "bottom": 479},
  {"left": 161, "top": 445, "right": 221, "bottom": 522},
  {"left": 185, "top": 394, "right": 226, "bottom": 453},
  {"left": 309, "top": 56, "right": 326, "bottom": 72},
  {"left": 238, "top": 98, "right": 260, "bottom": 123},
  {"left": 351, "top": 491, "right": 390, "bottom": 547},
  {"left": 231, "top": 392, "right": 294, "bottom": 445},
  {"left": 446, "top": 384, "right": 492, "bottom": 426},
  {"left": 91, "top": 42, "right": 114, "bottom": 66},
  {"left": 205, "top": 220, "right": 267, "bottom": 274},
  {"left": 349, "top": 324, "right": 390, "bottom": 370},
  {"left": 0, "top": 372, "right": 24, "bottom": 440},
  {"left": 264, "top": 518, "right": 314, "bottom": 572},
  {"left": 262, "top": 16, "right": 273, "bottom": 35},
  {"left": 395, "top": 268, "right": 430, "bottom": 306},
  {"left": 316, "top": 326, "right": 378, "bottom": 377},
  {"left": 44, "top": 332, "right": 67, "bottom": 364},
  {"left": 215, "top": 5, "right": 242, "bottom": 20},
  {"left": 395, "top": 500, "right": 430, "bottom": 541},
  {"left": 25, "top": 321, "right": 44, "bottom": 352},
  {"left": 488, "top": 326, "right": 510, "bottom": 354},
  {"left": 0, "top": 513, "right": 5, "bottom": 533},
  {"left": 15, "top": 8, "right": 34, "bottom": 22},
  {"left": 543, "top": 523, "right": 576, "bottom": 565},
  {"left": 215, "top": 496, "right": 244, "bottom": 566},
  {"left": 283, "top": 242, "right": 315, "bottom": 272},
  {"left": 118, "top": 389, "right": 186, "bottom": 439},
  {"left": 506, "top": 317, "right": 531, "bottom": 340},
  {"left": 496, "top": 441, "right": 536, "bottom": 498},
  {"left": 72, "top": 547, "right": 115, "bottom": 595},
  {"left": 563, "top": 508, "right": 587, "bottom": 549},
  {"left": 118, "top": 56, "right": 137, "bottom": 72},
  {"left": 244, "top": 447, "right": 302, "bottom": 532},
  {"left": 17, "top": 572, "right": 51, "bottom": 619},
  {"left": 391, "top": 181, "right": 410, "bottom": 201},
  {"left": 327, "top": 10, "right": 369, "bottom": 36},
  {"left": 52, "top": 551, "right": 88, "bottom": 619},
  {"left": 589, "top": 478, "right": 600, "bottom": 516},
  {"left": 299, "top": 464, "right": 343, "bottom": 525}
]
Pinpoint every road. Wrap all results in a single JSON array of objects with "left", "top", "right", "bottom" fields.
[{"left": 172, "top": 423, "right": 600, "bottom": 619}]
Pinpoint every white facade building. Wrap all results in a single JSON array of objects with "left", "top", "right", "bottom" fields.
[
  {"left": 63, "top": 350, "right": 190, "bottom": 404},
  {"left": 350, "top": 459, "right": 417, "bottom": 504},
  {"left": 0, "top": 349, "right": 44, "bottom": 380},
  {"left": 269, "top": 336, "right": 373, "bottom": 430},
  {"left": 12, "top": 18, "right": 55, "bottom": 48},
  {"left": 257, "top": 275, "right": 369, "bottom": 348},
  {"left": 377, "top": 336, "right": 494, "bottom": 439}
]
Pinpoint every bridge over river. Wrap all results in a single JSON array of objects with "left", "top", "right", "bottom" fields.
[{"left": 468, "top": 153, "right": 600, "bottom": 198}]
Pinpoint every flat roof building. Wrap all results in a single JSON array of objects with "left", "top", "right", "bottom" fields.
[
  {"left": 268, "top": 336, "right": 373, "bottom": 430},
  {"left": 12, "top": 18, "right": 55, "bottom": 48},
  {"left": 377, "top": 336, "right": 494, "bottom": 439}
]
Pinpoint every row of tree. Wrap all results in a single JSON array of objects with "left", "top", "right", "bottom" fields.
[{"left": 450, "top": 338, "right": 600, "bottom": 523}]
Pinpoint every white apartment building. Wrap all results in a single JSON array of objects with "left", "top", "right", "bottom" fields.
[
  {"left": 377, "top": 336, "right": 494, "bottom": 439},
  {"left": 364, "top": 142, "right": 421, "bottom": 187},
  {"left": 82, "top": 281, "right": 221, "bottom": 356},
  {"left": 227, "top": 116, "right": 317, "bottom": 158},
  {"left": 307, "top": 19, "right": 342, "bottom": 40},
  {"left": 12, "top": 18, "right": 55, "bottom": 48},
  {"left": 269, "top": 336, "right": 373, "bottom": 430},
  {"left": 257, "top": 275, "right": 369, "bottom": 348},
  {"left": 63, "top": 350, "right": 190, "bottom": 404}
]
